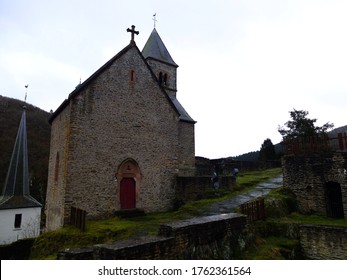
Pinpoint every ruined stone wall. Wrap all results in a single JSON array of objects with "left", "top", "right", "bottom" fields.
[
  {"left": 195, "top": 157, "right": 280, "bottom": 177},
  {"left": 175, "top": 176, "right": 235, "bottom": 206},
  {"left": 282, "top": 153, "right": 347, "bottom": 217},
  {"left": 300, "top": 225, "right": 347, "bottom": 259}
]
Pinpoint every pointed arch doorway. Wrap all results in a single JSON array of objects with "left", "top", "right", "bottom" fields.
[{"left": 116, "top": 159, "right": 141, "bottom": 210}]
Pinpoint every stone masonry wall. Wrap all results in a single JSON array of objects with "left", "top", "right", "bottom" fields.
[
  {"left": 282, "top": 153, "right": 347, "bottom": 217},
  {"left": 45, "top": 103, "right": 71, "bottom": 231},
  {"left": 256, "top": 222, "right": 347, "bottom": 259},
  {"left": 300, "top": 224, "right": 347, "bottom": 259},
  {"left": 158, "top": 213, "right": 247, "bottom": 259},
  {"left": 195, "top": 157, "right": 281, "bottom": 177},
  {"left": 178, "top": 121, "right": 195, "bottom": 176},
  {"left": 146, "top": 59, "right": 177, "bottom": 97}
]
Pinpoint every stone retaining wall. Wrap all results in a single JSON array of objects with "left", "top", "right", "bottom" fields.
[
  {"left": 300, "top": 224, "right": 347, "bottom": 259},
  {"left": 57, "top": 213, "right": 247, "bottom": 260},
  {"left": 255, "top": 221, "right": 347, "bottom": 259}
]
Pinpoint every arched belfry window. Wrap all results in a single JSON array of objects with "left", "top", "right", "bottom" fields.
[
  {"left": 163, "top": 73, "right": 168, "bottom": 85},
  {"left": 158, "top": 72, "right": 163, "bottom": 84}
]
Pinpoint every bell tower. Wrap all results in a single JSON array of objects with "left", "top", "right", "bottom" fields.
[{"left": 142, "top": 28, "right": 178, "bottom": 97}]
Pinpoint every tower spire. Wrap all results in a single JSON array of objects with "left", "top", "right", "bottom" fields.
[{"left": 0, "top": 89, "right": 41, "bottom": 208}]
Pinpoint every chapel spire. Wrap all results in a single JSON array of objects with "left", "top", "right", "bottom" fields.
[
  {"left": 0, "top": 95, "right": 41, "bottom": 209},
  {"left": 142, "top": 28, "right": 178, "bottom": 67}
]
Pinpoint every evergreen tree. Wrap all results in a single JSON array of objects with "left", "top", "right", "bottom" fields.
[
  {"left": 278, "top": 109, "right": 334, "bottom": 140},
  {"left": 259, "top": 138, "right": 276, "bottom": 161}
]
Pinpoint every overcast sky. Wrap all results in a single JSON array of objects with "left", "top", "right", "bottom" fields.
[{"left": 1, "top": 0, "right": 347, "bottom": 159}]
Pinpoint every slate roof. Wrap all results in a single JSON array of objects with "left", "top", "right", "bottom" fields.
[
  {"left": 170, "top": 96, "right": 195, "bottom": 123},
  {"left": 142, "top": 28, "right": 178, "bottom": 67},
  {"left": 0, "top": 108, "right": 42, "bottom": 209}
]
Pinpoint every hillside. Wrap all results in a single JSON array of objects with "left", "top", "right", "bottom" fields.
[
  {"left": 233, "top": 143, "right": 283, "bottom": 162},
  {"left": 0, "top": 95, "right": 51, "bottom": 205}
]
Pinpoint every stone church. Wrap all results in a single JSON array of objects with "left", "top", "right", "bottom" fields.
[{"left": 45, "top": 26, "right": 196, "bottom": 231}]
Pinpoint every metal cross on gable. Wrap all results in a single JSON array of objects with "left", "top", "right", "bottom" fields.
[{"left": 127, "top": 25, "right": 139, "bottom": 43}]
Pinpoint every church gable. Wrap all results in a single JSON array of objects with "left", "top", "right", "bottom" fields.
[
  {"left": 47, "top": 43, "right": 182, "bottom": 224},
  {"left": 50, "top": 44, "right": 181, "bottom": 125},
  {"left": 45, "top": 26, "right": 196, "bottom": 230},
  {"left": 64, "top": 45, "right": 182, "bottom": 150}
]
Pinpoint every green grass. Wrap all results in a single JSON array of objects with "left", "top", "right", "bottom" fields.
[
  {"left": 234, "top": 168, "right": 282, "bottom": 191},
  {"left": 31, "top": 213, "right": 177, "bottom": 259},
  {"left": 242, "top": 236, "right": 300, "bottom": 260},
  {"left": 269, "top": 212, "right": 347, "bottom": 227},
  {"left": 30, "top": 168, "right": 283, "bottom": 259}
]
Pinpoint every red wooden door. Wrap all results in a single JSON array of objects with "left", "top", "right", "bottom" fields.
[{"left": 120, "top": 178, "right": 136, "bottom": 209}]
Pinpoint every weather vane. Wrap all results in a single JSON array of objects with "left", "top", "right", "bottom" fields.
[
  {"left": 152, "top": 13, "right": 157, "bottom": 28},
  {"left": 24, "top": 84, "right": 29, "bottom": 103}
]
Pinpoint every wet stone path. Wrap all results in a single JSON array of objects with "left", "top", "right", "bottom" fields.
[{"left": 202, "top": 176, "right": 283, "bottom": 216}]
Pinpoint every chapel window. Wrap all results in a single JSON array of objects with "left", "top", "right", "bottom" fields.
[
  {"left": 163, "top": 73, "right": 168, "bottom": 85},
  {"left": 130, "top": 70, "right": 135, "bottom": 82},
  {"left": 14, "top": 214, "right": 22, "bottom": 229}
]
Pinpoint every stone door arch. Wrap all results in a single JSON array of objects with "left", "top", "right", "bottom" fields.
[
  {"left": 325, "top": 181, "right": 344, "bottom": 218},
  {"left": 116, "top": 159, "right": 142, "bottom": 210}
]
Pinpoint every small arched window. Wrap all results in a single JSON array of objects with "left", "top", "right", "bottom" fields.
[
  {"left": 158, "top": 72, "right": 163, "bottom": 84},
  {"left": 163, "top": 73, "right": 168, "bottom": 85}
]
